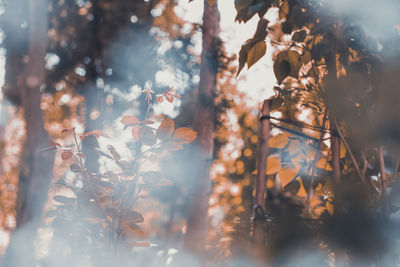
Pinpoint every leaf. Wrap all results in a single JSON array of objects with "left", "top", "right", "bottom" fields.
[
  {"left": 297, "top": 178, "right": 308, "bottom": 197},
  {"left": 156, "top": 118, "right": 175, "bottom": 140},
  {"left": 278, "top": 167, "right": 299, "bottom": 188},
  {"left": 279, "top": 1, "right": 289, "bottom": 19},
  {"left": 268, "top": 133, "right": 289, "bottom": 149},
  {"left": 266, "top": 156, "right": 281, "bottom": 175},
  {"left": 70, "top": 163, "right": 82, "bottom": 173},
  {"left": 139, "top": 126, "right": 157, "bottom": 146},
  {"left": 274, "top": 52, "right": 291, "bottom": 84},
  {"left": 340, "top": 141, "right": 346, "bottom": 158},
  {"left": 86, "top": 129, "right": 109, "bottom": 138},
  {"left": 237, "top": 45, "right": 248, "bottom": 76},
  {"left": 287, "top": 139, "right": 300, "bottom": 155},
  {"left": 132, "top": 241, "right": 151, "bottom": 247},
  {"left": 121, "top": 115, "right": 139, "bottom": 126},
  {"left": 326, "top": 202, "right": 334, "bottom": 215},
  {"left": 107, "top": 145, "right": 121, "bottom": 161},
  {"left": 124, "top": 210, "right": 144, "bottom": 223},
  {"left": 48, "top": 141, "right": 61, "bottom": 147},
  {"left": 292, "top": 30, "right": 307, "bottom": 42},
  {"left": 158, "top": 179, "right": 174, "bottom": 186},
  {"left": 61, "top": 151, "right": 73, "bottom": 160},
  {"left": 132, "top": 126, "right": 139, "bottom": 141},
  {"left": 247, "top": 41, "right": 266, "bottom": 68},
  {"left": 53, "top": 195, "right": 75, "bottom": 205},
  {"left": 207, "top": 0, "right": 216, "bottom": 6},
  {"left": 173, "top": 127, "right": 197, "bottom": 144},
  {"left": 126, "top": 222, "right": 141, "bottom": 231},
  {"left": 163, "top": 140, "right": 184, "bottom": 151},
  {"left": 316, "top": 157, "right": 333, "bottom": 171}
]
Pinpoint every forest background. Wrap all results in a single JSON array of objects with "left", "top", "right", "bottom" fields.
[{"left": 0, "top": 0, "right": 399, "bottom": 266}]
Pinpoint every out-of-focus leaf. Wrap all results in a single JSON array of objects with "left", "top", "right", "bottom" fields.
[
  {"left": 107, "top": 145, "right": 121, "bottom": 161},
  {"left": 247, "top": 41, "right": 266, "bottom": 68},
  {"left": 316, "top": 157, "right": 333, "bottom": 171},
  {"left": 125, "top": 210, "right": 144, "bottom": 223},
  {"left": 86, "top": 129, "right": 109, "bottom": 138},
  {"left": 269, "top": 133, "right": 289, "bottom": 148},
  {"left": 266, "top": 156, "right": 281, "bottom": 175},
  {"left": 173, "top": 127, "right": 197, "bottom": 144},
  {"left": 156, "top": 118, "right": 175, "bottom": 140},
  {"left": 278, "top": 167, "right": 299, "bottom": 188},
  {"left": 297, "top": 178, "right": 308, "bottom": 197},
  {"left": 292, "top": 29, "right": 307, "bottom": 42},
  {"left": 53, "top": 195, "right": 75, "bottom": 205},
  {"left": 279, "top": 1, "right": 289, "bottom": 19},
  {"left": 121, "top": 115, "right": 139, "bottom": 126},
  {"left": 70, "top": 163, "right": 82, "bottom": 173},
  {"left": 326, "top": 201, "right": 334, "bottom": 215},
  {"left": 61, "top": 151, "right": 73, "bottom": 160},
  {"left": 139, "top": 126, "right": 157, "bottom": 146}
]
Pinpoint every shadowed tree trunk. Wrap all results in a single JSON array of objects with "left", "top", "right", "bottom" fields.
[
  {"left": 4, "top": 0, "right": 55, "bottom": 266},
  {"left": 183, "top": 0, "right": 220, "bottom": 256}
]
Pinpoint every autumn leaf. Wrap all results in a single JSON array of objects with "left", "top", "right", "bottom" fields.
[
  {"left": 85, "top": 129, "right": 109, "bottom": 138},
  {"left": 316, "top": 157, "right": 333, "bottom": 171},
  {"left": 297, "top": 178, "right": 308, "bottom": 197},
  {"left": 124, "top": 210, "right": 144, "bottom": 223},
  {"left": 121, "top": 115, "right": 139, "bottom": 126},
  {"left": 268, "top": 133, "right": 289, "bottom": 149},
  {"left": 163, "top": 140, "right": 184, "bottom": 151},
  {"left": 156, "top": 118, "right": 175, "bottom": 140},
  {"left": 326, "top": 201, "right": 334, "bottom": 215},
  {"left": 107, "top": 145, "right": 121, "bottom": 161},
  {"left": 70, "top": 163, "right": 82, "bottom": 173},
  {"left": 132, "top": 241, "right": 152, "bottom": 247},
  {"left": 61, "top": 151, "right": 73, "bottom": 160},
  {"left": 266, "top": 156, "right": 281, "bottom": 175},
  {"left": 278, "top": 167, "right": 299, "bottom": 188},
  {"left": 132, "top": 126, "right": 139, "bottom": 141},
  {"left": 139, "top": 125, "right": 157, "bottom": 146},
  {"left": 173, "top": 127, "right": 197, "bottom": 144},
  {"left": 53, "top": 195, "right": 75, "bottom": 205},
  {"left": 247, "top": 41, "right": 266, "bottom": 68}
]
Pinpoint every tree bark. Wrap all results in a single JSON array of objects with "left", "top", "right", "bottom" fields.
[
  {"left": 4, "top": 0, "right": 55, "bottom": 266},
  {"left": 183, "top": 0, "right": 220, "bottom": 255}
]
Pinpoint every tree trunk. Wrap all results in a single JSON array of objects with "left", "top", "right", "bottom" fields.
[
  {"left": 4, "top": 0, "right": 54, "bottom": 266},
  {"left": 183, "top": 0, "right": 220, "bottom": 255}
]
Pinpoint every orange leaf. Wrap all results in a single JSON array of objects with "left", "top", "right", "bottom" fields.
[
  {"left": 156, "top": 118, "right": 175, "bottom": 140},
  {"left": 132, "top": 126, "right": 139, "bottom": 141},
  {"left": 121, "top": 115, "right": 139, "bottom": 126},
  {"left": 173, "top": 127, "right": 197, "bottom": 144},
  {"left": 85, "top": 129, "right": 109, "bottom": 138},
  {"left": 61, "top": 151, "right": 73, "bottom": 160}
]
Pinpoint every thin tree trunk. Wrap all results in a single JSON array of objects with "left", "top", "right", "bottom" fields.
[
  {"left": 253, "top": 100, "right": 270, "bottom": 250},
  {"left": 183, "top": 0, "right": 220, "bottom": 255},
  {"left": 4, "top": 0, "right": 54, "bottom": 266}
]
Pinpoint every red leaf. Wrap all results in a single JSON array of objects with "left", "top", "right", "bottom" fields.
[
  {"left": 61, "top": 151, "right": 73, "bottom": 160},
  {"left": 121, "top": 115, "right": 139, "bottom": 126},
  {"left": 173, "top": 127, "right": 197, "bottom": 144},
  {"left": 156, "top": 118, "right": 175, "bottom": 140}
]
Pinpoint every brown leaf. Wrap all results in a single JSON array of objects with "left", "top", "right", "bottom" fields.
[
  {"left": 107, "top": 145, "right": 121, "bottom": 161},
  {"left": 247, "top": 41, "right": 267, "bottom": 68},
  {"left": 132, "top": 126, "right": 139, "bottom": 141},
  {"left": 163, "top": 140, "right": 183, "bottom": 151},
  {"left": 173, "top": 127, "right": 197, "bottom": 144},
  {"left": 278, "top": 167, "right": 299, "bottom": 188},
  {"left": 156, "top": 118, "right": 175, "bottom": 140},
  {"left": 124, "top": 210, "right": 144, "bottom": 223},
  {"left": 70, "top": 163, "right": 82, "bottom": 173},
  {"left": 139, "top": 126, "right": 157, "bottom": 146},
  {"left": 61, "top": 151, "right": 73, "bottom": 160}
]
